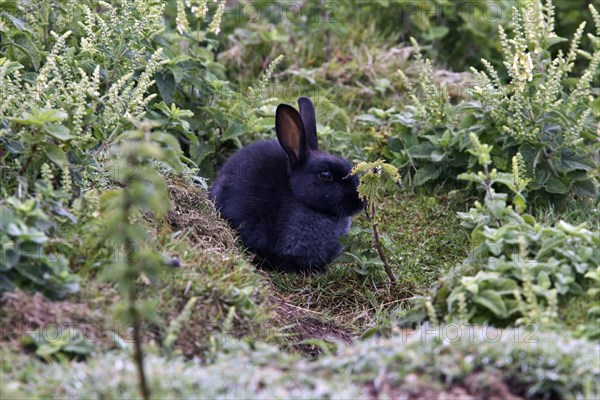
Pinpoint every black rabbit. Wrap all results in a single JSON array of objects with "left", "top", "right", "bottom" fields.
[{"left": 209, "top": 97, "right": 364, "bottom": 272}]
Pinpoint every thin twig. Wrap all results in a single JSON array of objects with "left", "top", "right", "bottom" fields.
[
  {"left": 369, "top": 201, "right": 398, "bottom": 284},
  {"left": 129, "top": 286, "right": 150, "bottom": 400}
]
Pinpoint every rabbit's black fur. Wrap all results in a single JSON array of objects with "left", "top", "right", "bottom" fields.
[{"left": 209, "top": 97, "right": 363, "bottom": 272}]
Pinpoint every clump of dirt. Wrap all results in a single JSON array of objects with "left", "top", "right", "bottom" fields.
[
  {"left": 165, "top": 176, "right": 238, "bottom": 253},
  {"left": 462, "top": 372, "right": 524, "bottom": 400},
  {"left": 0, "top": 290, "right": 109, "bottom": 348}
]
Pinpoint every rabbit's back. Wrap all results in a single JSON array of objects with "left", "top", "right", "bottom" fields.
[{"left": 210, "top": 140, "right": 289, "bottom": 246}]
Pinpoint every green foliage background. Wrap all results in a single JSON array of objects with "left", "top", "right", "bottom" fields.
[{"left": 1, "top": 0, "right": 599, "bottom": 397}]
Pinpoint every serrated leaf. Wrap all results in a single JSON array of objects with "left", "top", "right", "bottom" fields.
[
  {"left": 572, "top": 179, "right": 598, "bottom": 197},
  {"left": 555, "top": 149, "right": 594, "bottom": 173},
  {"left": 413, "top": 164, "right": 442, "bottom": 186}
]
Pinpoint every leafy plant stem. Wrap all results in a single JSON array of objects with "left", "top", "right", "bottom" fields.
[
  {"left": 18, "top": 143, "right": 38, "bottom": 176},
  {"left": 123, "top": 192, "right": 150, "bottom": 400},
  {"left": 483, "top": 164, "right": 494, "bottom": 200},
  {"left": 542, "top": 147, "right": 559, "bottom": 177}
]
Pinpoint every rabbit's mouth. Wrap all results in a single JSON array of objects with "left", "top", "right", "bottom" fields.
[
  {"left": 359, "top": 197, "right": 366, "bottom": 211},
  {"left": 339, "top": 194, "right": 365, "bottom": 217}
]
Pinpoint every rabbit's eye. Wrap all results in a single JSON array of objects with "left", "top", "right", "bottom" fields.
[{"left": 318, "top": 170, "right": 333, "bottom": 181}]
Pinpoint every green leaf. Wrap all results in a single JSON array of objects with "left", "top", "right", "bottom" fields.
[
  {"left": 44, "top": 124, "right": 72, "bottom": 140},
  {"left": 430, "top": 150, "right": 445, "bottom": 162},
  {"left": 555, "top": 149, "right": 594, "bottom": 173},
  {"left": 35, "top": 343, "right": 59, "bottom": 356},
  {"left": 407, "top": 143, "right": 437, "bottom": 159},
  {"left": 22, "top": 231, "right": 48, "bottom": 244},
  {"left": 11, "top": 32, "right": 40, "bottom": 69},
  {"left": 537, "top": 234, "right": 565, "bottom": 258},
  {"left": 425, "top": 26, "right": 449, "bottom": 40},
  {"left": 513, "top": 193, "right": 526, "bottom": 213},
  {"left": 3, "top": 12, "right": 27, "bottom": 31},
  {"left": 522, "top": 214, "right": 536, "bottom": 226},
  {"left": 63, "top": 339, "right": 94, "bottom": 355},
  {"left": 537, "top": 271, "right": 551, "bottom": 289},
  {"left": 357, "top": 114, "right": 381, "bottom": 125},
  {"left": 472, "top": 290, "right": 507, "bottom": 318},
  {"left": 42, "top": 143, "right": 67, "bottom": 165},
  {"left": 155, "top": 70, "right": 176, "bottom": 105},
  {"left": 518, "top": 144, "right": 539, "bottom": 170},
  {"left": 222, "top": 122, "right": 246, "bottom": 141},
  {"left": 387, "top": 137, "right": 404, "bottom": 152},
  {"left": 546, "top": 35, "right": 568, "bottom": 47},
  {"left": 10, "top": 108, "right": 67, "bottom": 125},
  {"left": 545, "top": 177, "right": 569, "bottom": 194},
  {"left": 572, "top": 179, "right": 598, "bottom": 197}
]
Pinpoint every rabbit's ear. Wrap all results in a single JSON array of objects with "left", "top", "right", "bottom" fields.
[
  {"left": 276, "top": 104, "right": 307, "bottom": 165},
  {"left": 298, "top": 96, "right": 318, "bottom": 150}
]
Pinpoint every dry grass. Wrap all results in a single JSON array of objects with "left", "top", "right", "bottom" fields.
[
  {"left": 0, "top": 290, "right": 109, "bottom": 349},
  {"left": 165, "top": 175, "right": 239, "bottom": 253}
]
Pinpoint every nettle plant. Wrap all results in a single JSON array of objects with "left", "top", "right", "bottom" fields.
[
  {"left": 359, "top": 1, "right": 599, "bottom": 204},
  {"left": 357, "top": 37, "right": 467, "bottom": 188},
  {"left": 0, "top": 0, "right": 171, "bottom": 296},
  {"left": 466, "top": 1, "right": 600, "bottom": 200},
  {"left": 0, "top": 196, "right": 79, "bottom": 299},
  {"left": 351, "top": 160, "right": 403, "bottom": 284},
  {"left": 1, "top": 0, "right": 167, "bottom": 194},
  {"left": 421, "top": 134, "right": 599, "bottom": 327},
  {"left": 152, "top": 0, "right": 276, "bottom": 179}
]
